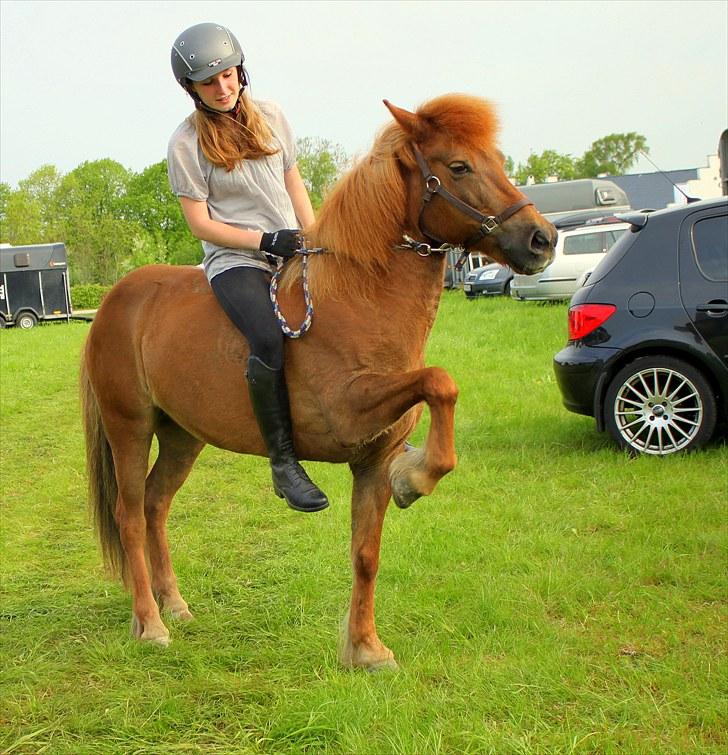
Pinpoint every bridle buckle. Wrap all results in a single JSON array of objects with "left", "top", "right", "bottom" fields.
[
  {"left": 425, "top": 175, "right": 441, "bottom": 194},
  {"left": 481, "top": 216, "right": 499, "bottom": 234}
]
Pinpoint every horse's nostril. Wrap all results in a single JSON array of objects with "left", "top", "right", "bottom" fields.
[{"left": 531, "top": 229, "right": 550, "bottom": 253}]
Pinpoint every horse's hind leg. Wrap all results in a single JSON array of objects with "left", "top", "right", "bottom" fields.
[
  {"left": 105, "top": 415, "right": 171, "bottom": 645},
  {"left": 340, "top": 461, "right": 398, "bottom": 671},
  {"left": 145, "top": 416, "right": 204, "bottom": 621}
]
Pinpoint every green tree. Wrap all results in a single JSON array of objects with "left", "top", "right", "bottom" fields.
[
  {"left": 123, "top": 160, "right": 201, "bottom": 266},
  {"left": 576, "top": 132, "right": 648, "bottom": 177},
  {"left": 0, "top": 182, "right": 12, "bottom": 242},
  {"left": 514, "top": 150, "right": 578, "bottom": 185},
  {"left": 54, "top": 159, "right": 139, "bottom": 284},
  {"left": 296, "top": 137, "right": 348, "bottom": 210},
  {"left": 2, "top": 165, "right": 62, "bottom": 245}
]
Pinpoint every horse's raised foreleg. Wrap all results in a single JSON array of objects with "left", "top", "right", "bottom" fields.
[
  {"left": 343, "top": 367, "right": 458, "bottom": 508},
  {"left": 106, "top": 417, "right": 170, "bottom": 646},
  {"left": 145, "top": 418, "right": 205, "bottom": 622},
  {"left": 340, "top": 462, "right": 398, "bottom": 671}
]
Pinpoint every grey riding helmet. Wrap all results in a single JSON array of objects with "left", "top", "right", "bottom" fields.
[{"left": 171, "top": 23, "right": 244, "bottom": 84}]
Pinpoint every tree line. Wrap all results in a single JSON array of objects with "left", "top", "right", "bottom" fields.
[
  {"left": 0, "top": 138, "right": 347, "bottom": 286},
  {"left": 0, "top": 132, "right": 644, "bottom": 286},
  {"left": 508, "top": 132, "right": 648, "bottom": 185}
]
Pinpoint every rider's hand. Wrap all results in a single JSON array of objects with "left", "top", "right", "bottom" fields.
[{"left": 259, "top": 229, "right": 301, "bottom": 259}]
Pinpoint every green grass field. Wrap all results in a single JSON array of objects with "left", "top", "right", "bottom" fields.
[{"left": 1, "top": 293, "right": 726, "bottom": 754}]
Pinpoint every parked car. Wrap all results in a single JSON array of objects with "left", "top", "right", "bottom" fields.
[
  {"left": 511, "top": 215, "right": 630, "bottom": 301},
  {"left": 553, "top": 197, "right": 728, "bottom": 455},
  {"left": 463, "top": 263, "right": 513, "bottom": 298}
]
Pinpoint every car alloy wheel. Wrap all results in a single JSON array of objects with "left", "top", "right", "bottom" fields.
[{"left": 605, "top": 356, "right": 717, "bottom": 456}]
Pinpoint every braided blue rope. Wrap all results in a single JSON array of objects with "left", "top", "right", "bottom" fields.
[{"left": 269, "top": 247, "right": 326, "bottom": 339}]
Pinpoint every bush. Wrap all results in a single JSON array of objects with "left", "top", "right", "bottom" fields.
[{"left": 70, "top": 283, "right": 111, "bottom": 310}]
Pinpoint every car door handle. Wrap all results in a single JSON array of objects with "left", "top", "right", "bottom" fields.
[{"left": 696, "top": 300, "right": 728, "bottom": 315}]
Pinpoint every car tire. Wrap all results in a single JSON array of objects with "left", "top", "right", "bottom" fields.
[
  {"left": 604, "top": 356, "right": 717, "bottom": 456},
  {"left": 16, "top": 311, "right": 38, "bottom": 330}
]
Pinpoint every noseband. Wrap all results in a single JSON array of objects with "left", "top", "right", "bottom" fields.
[{"left": 407, "top": 144, "right": 533, "bottom": 268}]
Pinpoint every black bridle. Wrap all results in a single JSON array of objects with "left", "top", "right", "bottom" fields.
[{"left": 408, "top": 144, "right": 533, "bottom": 269}]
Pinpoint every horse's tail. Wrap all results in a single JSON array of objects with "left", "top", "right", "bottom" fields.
[{"left": 80, "top": 344, "right": 125, "bottom": 581}]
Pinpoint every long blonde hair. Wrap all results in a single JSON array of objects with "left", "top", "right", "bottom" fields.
[{"left": 191, "top": 91, "right": 278, "bottom": 171}]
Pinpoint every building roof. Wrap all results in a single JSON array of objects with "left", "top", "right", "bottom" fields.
[{"left": 607, "top": 169, "right": 698, "bottom": 210}]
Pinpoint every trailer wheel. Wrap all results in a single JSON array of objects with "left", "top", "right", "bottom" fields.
[{"left": 16, "top": 312, "right": 38, "bottom": 330}]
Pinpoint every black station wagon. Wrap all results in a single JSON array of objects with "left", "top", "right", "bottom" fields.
[{"left": 553, "top": 197, "right": 728, "bottom": 455}]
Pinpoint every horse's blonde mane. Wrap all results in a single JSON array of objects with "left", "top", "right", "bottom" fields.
[{"left": 283, "top": 94, "right": 500, "bottom": 300}]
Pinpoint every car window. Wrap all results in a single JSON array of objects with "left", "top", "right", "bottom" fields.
[
  {"left": 691, "top": 215, "right": 728, "bottom": 281},
  {"left": 563, "top": 231, "right": 608, "bottom": 255},
  {"left": 605, "top": 229, "right": 626, "bottom": 247}
]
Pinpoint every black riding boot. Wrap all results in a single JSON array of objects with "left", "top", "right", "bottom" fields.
[{"left": 246, "top": 356, "right": 329, "bottom": 513}]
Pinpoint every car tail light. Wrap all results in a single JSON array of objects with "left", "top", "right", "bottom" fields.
[{"left": 568, "top": 304, "right": 616, "bottom": 340}]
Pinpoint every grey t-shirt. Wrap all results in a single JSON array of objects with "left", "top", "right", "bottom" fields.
[{"left": 167, "top": 100, "right": 298, "bottom": 281}]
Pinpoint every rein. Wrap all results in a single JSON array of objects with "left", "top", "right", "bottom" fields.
[
  {"left": 407, "top": 144, "right": 533, "bottom": 270},
  {"left": 269, "top": 246, "right": 325, "bottom": 338}
]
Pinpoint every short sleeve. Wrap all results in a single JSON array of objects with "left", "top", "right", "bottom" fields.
[
  {"left": 259, "top": 101, "right": 297, "bottom": 172},
  {"left": 167, "top": 121, "right": 209, "bottom": 201}
]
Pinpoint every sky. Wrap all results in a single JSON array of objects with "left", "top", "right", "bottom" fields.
[{"left": 1, "top": 0, "right": 726, "bottom": 188}]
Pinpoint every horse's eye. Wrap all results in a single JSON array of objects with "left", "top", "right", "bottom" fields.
[{"left": 449, "top": 162, "right": 471, "bottom": 176}]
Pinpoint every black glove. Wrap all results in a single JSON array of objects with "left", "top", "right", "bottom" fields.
[{"left": 259, "top": 229, "right": 301, "bottom": 258}]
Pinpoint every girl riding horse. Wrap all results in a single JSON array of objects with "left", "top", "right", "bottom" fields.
[{"left": 169, "top": 22, "right": 327, "bottom": 514}]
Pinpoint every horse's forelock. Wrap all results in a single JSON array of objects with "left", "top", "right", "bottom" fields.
[{"left": 417, "top": 94, "right": 500, "bottom": 149}]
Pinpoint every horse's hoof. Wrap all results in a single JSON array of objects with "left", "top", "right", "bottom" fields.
[
  {"left": 389, "top": 446, "right": 427, "bottom": 508},
  {"left": 131, "top": 615, "right": 171, "bottom": 646},
  {"left": 143, "top": 631, "right": 171, "bottom": 647},
  {"left": 170, "top": 607, "right": 194, "bottom": 622},
  {"left": 366, "top": 656, "right": 400, "bottom": 673},
  {"left": 391, "top": 477, "right": 422, "bottom": 509}
]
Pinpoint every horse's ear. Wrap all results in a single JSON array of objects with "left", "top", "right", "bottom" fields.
[{"left": 383, "top": 100, "right": 425, "bottom": 140}]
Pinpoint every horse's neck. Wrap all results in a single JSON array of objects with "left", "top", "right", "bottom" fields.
[
  {"left": 316, "top": 246, "right": 446, "bottom": 366},
  {"left": 383, "top": 249, "right": 445, "bottom": 334}
]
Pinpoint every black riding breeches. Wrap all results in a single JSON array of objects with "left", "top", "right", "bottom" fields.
[{"left": 210, "top": 266, "right": 284, "bottom": 369}]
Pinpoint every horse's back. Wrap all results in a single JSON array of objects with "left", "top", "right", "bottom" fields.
[
  {"left": 85, "top": 265, "right": 264, "bottom": 450},
  {"left": 87, "top": 265, "right": 214, "bottom": 371}
]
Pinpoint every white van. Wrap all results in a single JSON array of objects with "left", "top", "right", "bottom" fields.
[{"left": 510, "top": 216, "right": 630, "bottom": 301}]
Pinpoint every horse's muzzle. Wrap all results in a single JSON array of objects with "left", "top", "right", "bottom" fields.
[{"left": 505, "top": 222, "right": 557, "bottom": 275}]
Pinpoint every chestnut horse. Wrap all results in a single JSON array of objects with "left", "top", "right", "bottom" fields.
[{"left": 81, "top": 94, "right": 555, "bottom": 670}]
